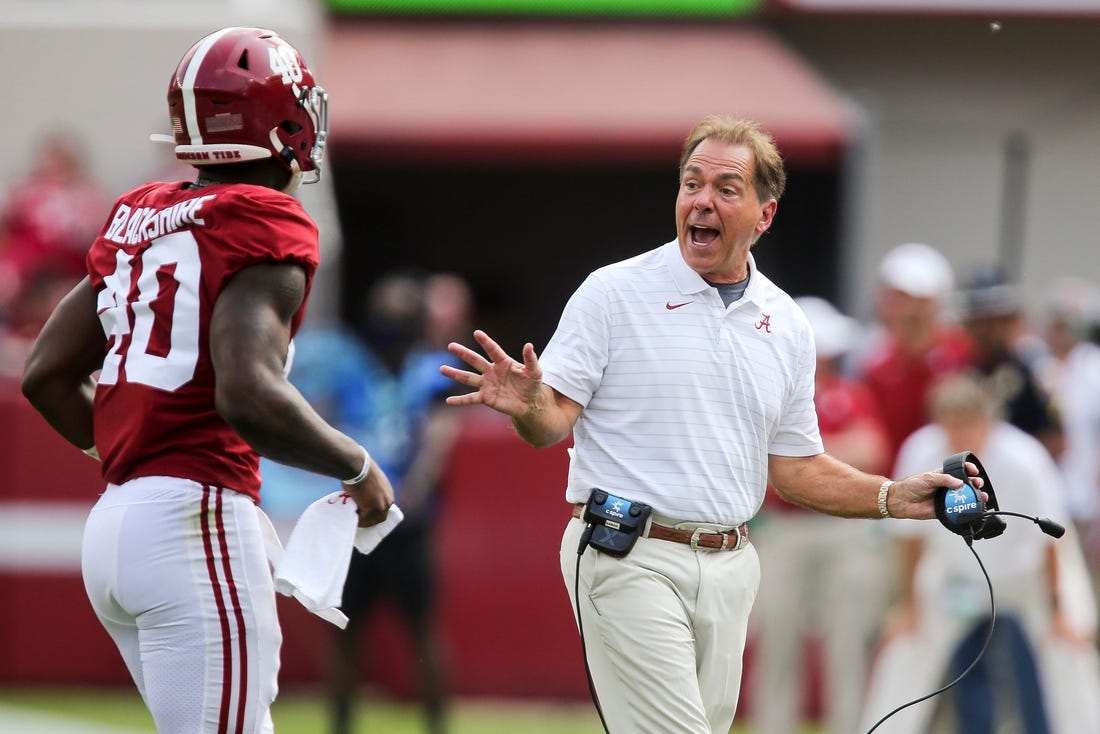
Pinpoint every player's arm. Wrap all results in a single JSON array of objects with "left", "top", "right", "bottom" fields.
[
  {"left": 22, "top": 277, "right": 104, "bottom": 452},
  {"left": 210, "top": 262, "right": 393, "bottom": 523}
]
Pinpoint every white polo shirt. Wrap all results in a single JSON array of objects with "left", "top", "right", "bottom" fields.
[{"left": 540, "top": 240, "right": 823, "bottom": 525}]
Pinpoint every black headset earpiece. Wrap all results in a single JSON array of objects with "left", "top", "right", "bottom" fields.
[
  {"left": 935, "top": 451, "right": 1006, "bottom": 541},
  {"left": 935, "top": 450, "right": 1067, "bottom": 540}
]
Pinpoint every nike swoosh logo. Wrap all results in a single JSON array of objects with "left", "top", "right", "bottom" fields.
[{"left": 666, "top": 301, "right": 693, "bottom": 310}]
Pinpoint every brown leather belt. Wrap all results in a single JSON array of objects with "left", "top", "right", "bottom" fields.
[{"left": 572, "top": 504, "right": 747, "bottom": 551}]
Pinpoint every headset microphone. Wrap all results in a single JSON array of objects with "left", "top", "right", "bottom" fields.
[
  {"left": 866, "top": 450, "right": 1066, "bottom": 734},
  {"left": 984, "top": 510, "right": 1066, "bottom": 538}
]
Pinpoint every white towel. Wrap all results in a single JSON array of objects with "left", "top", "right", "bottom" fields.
[{"left": 270, "top": 492, "right": 404, "bottom": 629}]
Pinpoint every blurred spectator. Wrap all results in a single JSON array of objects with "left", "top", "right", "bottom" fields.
[
  {"left": 1034, "top": 278, "right": 1100, "bottom": 582},
  {"left": 0, "top": 132, "right": 107, "bottom": 318},
  {"left": 261, "top": 271, "right": 471, "bottom": 734},
  {"left": 1037, "top": 277, "right": 1100, "bottom": 377},
  {"left": 0, "top": 267, "right": 73, "bottom": 379},
  {"left": 859, "top": 373, "right": 1097, "bottom": 734},
  {"left": 854, "top": 242, "right": 973, "bottom": 465},
  {"left": 957, "top": 265, "right": 1063, "bottom": 457},
  {"left": 750, "top": 296, "right": 893, "bottom": 734},
  {"left": 1035, "top": 278, "right": 1100, "bottom": 515},
  {"left": 423, "top": 272, "right": 474, "bottom": 350}
]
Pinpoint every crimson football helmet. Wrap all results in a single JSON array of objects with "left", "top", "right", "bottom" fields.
[{"left": 152, "top": 27, "right": 328, "bottom": 192}]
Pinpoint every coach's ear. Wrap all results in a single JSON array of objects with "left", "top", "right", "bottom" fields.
[{"left": 755, "top": 198, "right": 777, "bottom": 238}]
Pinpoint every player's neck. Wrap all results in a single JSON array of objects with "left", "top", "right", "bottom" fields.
[{"left": 190, "top": 160, "right": 290, "bottom": 190}]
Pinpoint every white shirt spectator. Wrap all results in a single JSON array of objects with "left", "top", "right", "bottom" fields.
[
  {"left": 892, "top": 421, "right": 1063, "bottom": 586},
  {"left": 866, "top": 420, "right": 1099, "bottom": 734},
  {"left": 1053, "top": 341, "right": 1100, "bottom": 521}
]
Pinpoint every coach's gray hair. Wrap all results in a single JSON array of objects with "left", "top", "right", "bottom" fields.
[{"left": 678, "top": 116, "right": 787, "bottom": 203}]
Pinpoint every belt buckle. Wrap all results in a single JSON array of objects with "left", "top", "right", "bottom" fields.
[{"left": 689, "top": 527, "right": 727, "bottom": 552}]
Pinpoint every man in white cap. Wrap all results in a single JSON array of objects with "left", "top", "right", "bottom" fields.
[{"left": 856, "top": 242, "right": 973, "bottom": 464}]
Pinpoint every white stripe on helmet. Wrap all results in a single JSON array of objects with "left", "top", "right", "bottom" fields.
[{"left": 180, "top": 27, "right": 238, "bottom": 146}]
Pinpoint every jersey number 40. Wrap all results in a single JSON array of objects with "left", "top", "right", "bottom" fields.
[{"left": 96, "top": 231, "right": 201, "bottom": 392}]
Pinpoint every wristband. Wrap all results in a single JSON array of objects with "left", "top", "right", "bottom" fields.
[
  {"left": 342, "top": 446, "right": 371, "bottom": 485},
  {"left": 878, "top": 480, "right": 894, "bottom": 518}
]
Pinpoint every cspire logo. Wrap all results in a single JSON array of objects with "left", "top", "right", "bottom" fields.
[{"left": 944, "top": 488, "right": 978, "bottom": 516}]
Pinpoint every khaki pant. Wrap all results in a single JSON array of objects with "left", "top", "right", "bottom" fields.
[{"left": 560, "top": 516, "right": 760, "bottom": 734}]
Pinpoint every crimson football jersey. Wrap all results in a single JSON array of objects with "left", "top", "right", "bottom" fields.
[
  {"left": 860, "top": 326, "right": 973, "bottom": 465},
  {"left": 86, "top": 181, "right": 319, "bottom": 501}
]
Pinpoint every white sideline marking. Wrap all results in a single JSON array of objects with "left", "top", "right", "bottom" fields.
[
  {"left": 0, "top": 503, "right": 89, "bottom": 571},
  {"left": 0, "top": 702, "right": 151, "bottom": 733}
]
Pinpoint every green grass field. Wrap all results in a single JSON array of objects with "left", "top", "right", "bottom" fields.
[
  {"left": 0, "top": 689, "right": 605, "bottom": 734},
  {"left": 0, "top": 688, "right": 824, "bottom": 733}
]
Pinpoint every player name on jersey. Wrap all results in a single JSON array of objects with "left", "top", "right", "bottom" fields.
[{"left": 104, "top": 193, "right": 217, "bottom": 246}]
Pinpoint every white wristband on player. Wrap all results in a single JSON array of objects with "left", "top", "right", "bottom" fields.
[{"left": 341, "top": 446, "right": 371, "bottom": 485}]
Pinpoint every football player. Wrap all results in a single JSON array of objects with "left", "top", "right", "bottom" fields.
[{"left": 22, "top": 27, "right": 394, "bottom": 734}]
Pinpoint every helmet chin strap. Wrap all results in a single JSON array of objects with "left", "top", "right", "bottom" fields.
[
  {"left": 281, "top": 160, "right": 303, "bottom": 194},
  {"left": 269, "top": 127, "right": 305, "bottom": 194}
]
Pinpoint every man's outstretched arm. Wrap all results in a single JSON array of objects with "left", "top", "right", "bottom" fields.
[{"left": 441, "top": 329, "right": 582, "bottom": 448}]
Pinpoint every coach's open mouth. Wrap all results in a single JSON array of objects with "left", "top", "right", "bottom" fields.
[{"left": 690, "top": 225, "right": 720, "bottom": 246}]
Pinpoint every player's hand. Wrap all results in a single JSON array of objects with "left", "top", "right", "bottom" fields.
[
  {"left": 345, "top": 461, "right": 395, "bottom": 527},
  {"left": 441, "top": 330, "right": 545, "bottom": 419},
  {"left": 888, "top": 461, "right": 986, "bottom": 520}
]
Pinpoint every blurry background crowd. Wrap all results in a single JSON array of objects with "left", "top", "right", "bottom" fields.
[{"left": 1, "top": 1, "right": 1099, "bottom": 733}]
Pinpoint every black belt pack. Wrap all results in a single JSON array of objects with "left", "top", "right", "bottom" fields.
[{"left": 581, "top": 489, "right": 652, "bottom": 558}]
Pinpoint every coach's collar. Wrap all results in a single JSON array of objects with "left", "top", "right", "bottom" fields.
[{"left": 666, "top": 241, "right": 768, "bottom": 309}]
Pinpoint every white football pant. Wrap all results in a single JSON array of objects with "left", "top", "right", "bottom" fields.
[{"left": 82, "top": 476, "right": 281, "bottom": 733}]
